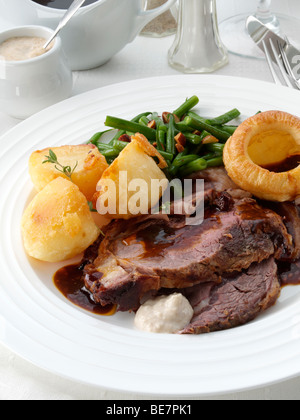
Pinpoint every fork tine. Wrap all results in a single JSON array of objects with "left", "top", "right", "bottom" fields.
[
  {"left": 278, "top": 42, "right": 300, "bottom": 90},
  {"left": 262, "top": 40, "right": 283, "bottom": 86},
  {"left": 268, "top": 38, "right": 295, "bottom": 88}
]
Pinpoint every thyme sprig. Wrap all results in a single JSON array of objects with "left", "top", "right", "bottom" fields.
[
  {"left": 43, "top": 149, "right": 78, "bottom": 180},
  {"left": 88, "top": 201, "right": 97, "bottom": 213}
]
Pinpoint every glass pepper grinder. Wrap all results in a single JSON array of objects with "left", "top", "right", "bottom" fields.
[{"left": 168, "top": 0, "right": 228, "bottom": 73}]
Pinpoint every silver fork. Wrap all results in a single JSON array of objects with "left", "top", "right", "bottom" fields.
[
  {"left": 278, "top": 42, "right": 300, "bottom": 90},
  {"left": 262, "top": 38, "right": 295, "bottom": 89}
]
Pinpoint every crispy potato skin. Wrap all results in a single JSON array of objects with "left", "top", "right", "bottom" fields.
[
  {"left": 21, "top": 177, "right": 100, "bottom": 263},
  {"left": 224, "top": 110, "right": 300, "bottom": 202},
  {"left": 29, "top": 144, "right": 108, "bottom": 201},
  {"left": 94, "top": 136, "right": 168, "bottom": 219}
]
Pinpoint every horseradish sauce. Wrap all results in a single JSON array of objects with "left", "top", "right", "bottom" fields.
[{"left": 0, "top": 36, "right": 52, "bottom": 61}]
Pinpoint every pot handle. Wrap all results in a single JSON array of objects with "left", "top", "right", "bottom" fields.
[{"left": 130, "top": 0, "right": 178, "bottom": 41}]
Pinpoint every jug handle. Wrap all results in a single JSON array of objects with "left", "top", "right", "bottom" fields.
[{"left": 130, "top": 0, "right": 178, "bottom": 41}]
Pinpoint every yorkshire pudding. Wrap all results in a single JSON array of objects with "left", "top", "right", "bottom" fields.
[{"left": 223, "top": 110, "right": 300, "bottom": 202}]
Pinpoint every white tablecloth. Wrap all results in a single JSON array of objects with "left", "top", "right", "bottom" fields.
[{"left": 1, "top": 0, "right": 300, "bottom": 401}]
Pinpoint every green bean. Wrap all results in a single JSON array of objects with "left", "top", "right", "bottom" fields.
[
  {"left": 157, "top": 150, "right": 174, "bottom": 161},
  {"left": 190, "top": 143, "right": 203, "bottom": 156},
  {"left": 168, "top": 165, "right": 180, "bottom": 177},
  {"left": 158, "top": 124, "right": 168, "bottom": 132},
  {"left": 172, "top": 154, "right": 200, "bottom": 168},
  {"left": 184, "top": 115, "right": 230, "bottom": 142},
  {"left": 131, "top": 112, "right": 152, "bottom": 123},
  {"left": 109, "top": 112, "right": 152, "bottom": 144},
  {"left": 149, "top": 112, "right": 159, "bottom": 120},
  {"left": 172, "top": 149, "right": 189, "bottom": 162},
  {"left": 173, "top": 96, "right": 199, "bottom": 118},
  {"left": 205, "top": 143, "right": 225, "bottom": 153},
  {"left": 105, "top": 116, "right": 157, "bottom": 141},
  {"left": 99, "top": 148, "right": 120, "bottom": 158},
  {"left": 89, "top": 132, "right": 103, "bottom": 145},
  {"left": 168, "top": 150, "right": 188, "bottom": 176},
  {"left": 187, "top": 111, "right": 233, "bottom": 140},
  {"left": 216, "top": 125, "right": 237, "bottom": 135},
  {"left": 175, "top": 121, "right": 194, "bottom": 133},
  {"left": 139, "top": 116, "right": 150, "bottom": 126},
  {"left": 206, "top": 156, "right": 224, "bottom": 167},
  {"left": 201, "top": 152, "right": 221, "bottom": 161},
  {"left": 97, "top": 140, "right": 127, "bottom": 159},
  {"left": 105, "top": 157, "right": 116, "bottom": 165},
  {"left": 169, "top": 154, "right": 201, "bottom": 176},
  {"left": 177, "top": 116, "right": 212, "bottom": 142},
  {"left": 205, "top": 108, "right": 241, "bottom": 126},
  {"left": 96, "top": 142, "right": 114, "bottom": 151},
  {"left": 184, "top": 131, "right": 208, "bottom": 145},
  {"left": 154, "top": 118, "right": 167, "bottom": 136},
  {"left": 166, "top": 114, "right": 176, "bottom": 155},
  {"left": 186, "top": 111, "right": 206, "bottom": 123},
  {"left": 173, "top": 96, "right": 200, "bottom": 118},
  {"left": 88, "top": 129, "right": 112, "bottom": 145},
  {"left": 162, "top": 165, "right": 172, "bottom": 181},
  {"left": 111, "top": 140, "right": 128, "bottom": 152},
  {"left": 180, "top": 158, "right": 208, "bottom": 177},
  {"left": 156, "top": 126, "right": 166, "bottom": 151},
  {"left": 92, "top": 98, "right": 243, "bottom": 176}
]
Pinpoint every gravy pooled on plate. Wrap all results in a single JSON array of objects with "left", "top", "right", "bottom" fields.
[{"left": 0, "top": 36, "right": 52, "bottom": 61}]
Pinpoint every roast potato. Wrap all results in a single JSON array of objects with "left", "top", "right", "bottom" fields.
[
  {"left": 94, "top": 133, "right": 168, "bottom": 219},
  {"left": 21, "top": 177, "right": 100, "bottom": 263},
  {"left": 29, "top": 144, "right": 108, "bottom": 201}
]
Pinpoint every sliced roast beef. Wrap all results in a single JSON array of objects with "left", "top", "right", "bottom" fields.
[
  {"left": 260, "top": 201, "right": 300, "bottom": 261},
  {"left": 279, "top": 259, "right": 300, "bottom": 286},
  {"left": 180, "top": 257, "right": 280, "bottom": 334},
  {"left": 192, "top": 169, "right": 300, "bottom": 261},
  {"left": 189, "top": 167, "right": 253, "bottom": 200},
  {"left": 83, "top": 196, "right": 292, "bottom": 312}
]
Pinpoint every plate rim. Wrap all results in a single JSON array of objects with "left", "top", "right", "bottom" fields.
[{"left": 1, "top": 74, "right": 300, "bottom": 397}]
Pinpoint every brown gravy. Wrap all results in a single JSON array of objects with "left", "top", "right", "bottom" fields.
[
  {"left": 54, "top": 201, "right": 300, "bottom": 313},
  {"left": 54, "top": 264, "right": 116, "bottom": 316},
  {"left": 54, "top": 257, "right": 300, "bottom": 314},
  {"left": 120, "top": 224, "right": 177, "bottom": 260},
  {"left": 236, "top": 200, "right": 273, "bottom": 221},
  {"left": 262, "top": 154, "right": 300, "bottom": 173}
]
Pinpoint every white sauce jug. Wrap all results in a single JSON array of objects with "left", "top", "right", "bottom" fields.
[{"left": 0, "top": 0, "right": 177, "bottom": 70}]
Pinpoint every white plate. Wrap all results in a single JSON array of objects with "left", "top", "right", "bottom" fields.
[{"left": 1, "top": 75, "right": 300, "bottom": 397}]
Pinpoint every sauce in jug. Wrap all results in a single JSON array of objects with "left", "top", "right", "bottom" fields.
[{"left": 0, "top": 36, "right": 52, "bottom": 61}]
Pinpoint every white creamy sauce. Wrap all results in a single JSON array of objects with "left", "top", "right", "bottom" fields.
[
  {"left": 0, "top": 37, "right": 52, "bottom": 61},
  {"left": 134, "top": 293, "right": 194, "bottom": 334}
]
